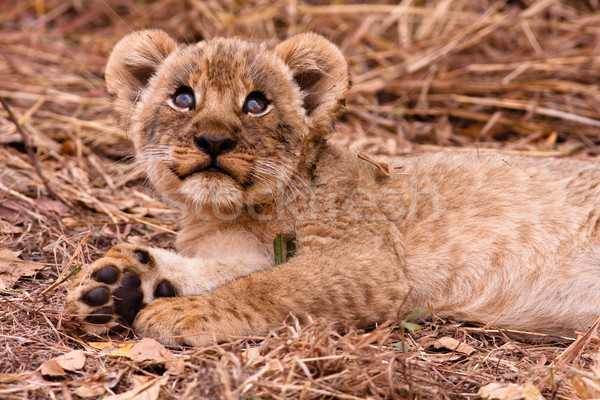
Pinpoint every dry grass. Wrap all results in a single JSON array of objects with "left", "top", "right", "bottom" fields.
[{"left": 2, "top": 0, "right": 600, "bottom": 398}]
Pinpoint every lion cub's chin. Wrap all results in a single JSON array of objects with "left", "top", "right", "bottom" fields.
[
  {"left": 170, "top": 176, "right": 246, "bottom": 217},
  {"left": 161, "top": 172, "right": 283, "bottom": 220}
]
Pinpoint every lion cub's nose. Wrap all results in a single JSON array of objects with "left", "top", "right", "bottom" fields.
[{"left": 194, "top": 133, "right": 237, "bottom": 158}]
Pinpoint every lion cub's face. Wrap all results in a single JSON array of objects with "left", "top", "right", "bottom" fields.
[{"left": 105, "top": 31, "right": 349, "bottom": 213}]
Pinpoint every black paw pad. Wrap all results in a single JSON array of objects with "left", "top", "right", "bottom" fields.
[
  {"left": 85, "top": 306, "right": 113, "bottom": 324},
  {"left": 82, "top": 287, "right": 109, "bottom": 306},
  {"left": 121, "top": 271, "right": 141, "bottom": 288},
  {"left": 113, "top": 271, "right": 144, "bottom": 325},
  {"left": 93, "top": 265, "right": 119, "bottom": 284},
  {"left": 154, "top": 280, "right": 175, "bottom": 298},
  {"left": 134, "top": 250, "right": 150, "bottom": 265}
]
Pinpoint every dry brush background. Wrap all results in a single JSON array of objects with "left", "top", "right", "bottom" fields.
[{"left": 2, "top": 0, "right": 600, "bottom": 398}]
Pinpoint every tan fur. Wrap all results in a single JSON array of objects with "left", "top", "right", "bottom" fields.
[{"left": 66, "top": 30, "right": 600, "bottom": 345}]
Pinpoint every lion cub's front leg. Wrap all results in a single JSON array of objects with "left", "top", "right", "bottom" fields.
[{"left": 66, "top": 243, "right": 271, "bottom": 334}]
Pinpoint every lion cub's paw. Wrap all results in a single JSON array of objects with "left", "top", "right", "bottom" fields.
[{"left": 66, "top": 244, "right": 176, "bottom": 334}]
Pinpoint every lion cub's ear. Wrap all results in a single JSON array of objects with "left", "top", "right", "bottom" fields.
[
  {"left": 276, "top": 33, "right": 349, "bottom": 136},
  {"left": 105, "top": 29, "right": 177, "bottom": 128}
]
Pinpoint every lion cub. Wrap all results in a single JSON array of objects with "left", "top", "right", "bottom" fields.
[{"left": 67, "top": 30, "right": 600, "bottom": 345}]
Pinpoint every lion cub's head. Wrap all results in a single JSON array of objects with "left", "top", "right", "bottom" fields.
[{"left": 105, "top": 30, "right": 348, "bottom": 213}]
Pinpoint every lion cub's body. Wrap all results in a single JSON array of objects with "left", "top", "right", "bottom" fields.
[{"left": 66, "top": 30, "right": 600, "bottom": 345}]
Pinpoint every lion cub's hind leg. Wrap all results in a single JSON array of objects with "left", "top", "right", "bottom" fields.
[{"left": 65, "top": 244, "right": 177, "bottom": 334}]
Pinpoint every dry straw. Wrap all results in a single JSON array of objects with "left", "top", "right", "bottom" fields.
[{"left": 1, "top": 0, "right": 600, "bottom": 398}]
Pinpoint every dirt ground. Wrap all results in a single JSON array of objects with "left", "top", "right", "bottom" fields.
[{"left": 2, "top": 0, "right": 600, "bottom": 398}]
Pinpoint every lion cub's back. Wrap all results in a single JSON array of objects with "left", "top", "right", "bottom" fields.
[
  {"left": 384, "top": 151, "right": 600, "bottom": 215},
  {"left": 380, "top": 151, "right": 600, "bottom": 332},
  {"left": 382, "top": 150, "right": 600, "bottom": 251}
]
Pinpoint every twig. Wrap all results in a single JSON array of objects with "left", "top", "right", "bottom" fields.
[
  {"left": 539, "top": 316, "right": 600, "bottom": 388},
  {"left": 41, "top": 230, "right": 92, "bottom": 295},
  {"left": 0, "top": 181, "right": 36, "bottom": 206},
  {"left": 0, "top": 96, "right": 68, "bottom": 205}
]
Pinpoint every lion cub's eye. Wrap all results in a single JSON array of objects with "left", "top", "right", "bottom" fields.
[
  {"left": 172, "top": 86, "right": 195, "bottom": 110},
  {"left": 243, "top": 92, "right": 269, "bottom": 115}
]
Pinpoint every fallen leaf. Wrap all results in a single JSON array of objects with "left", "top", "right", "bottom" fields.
[
  {"left": 130, "top": 338, "right": 173, "bottom": 362},
  {"left": 109, "top": 343, "right": 134, "bottom": 358},
  {"left": 74, "top": 384, "right": 106, "bottom": 398},
  {"left": 422, "top": 336, "right": 476, "bottom": 355},
  {"left": 243, "top": 348, "right": 282, "bottom": 372},
  {"left": 61, "top": 217, "right": 81, "bottom": 226},
  {"left": 243, "top": 347, "right": 262, "bottom": 366},
  {"left": 478, "top": 382, "right": 544, "bottom": 400},
  {"left": 74, "top": 368, "right": 125, "bottom": 397},
  {"left": 88, "top": 341, "right": 115, "bottom": 351},
  {"left": 265, "top": 359, "right": 284, "bottom": 373},
  {"left": 132, "top": 375, "right": 153, "bottom": 386},
  {"left": 89, "top": 341, "right": 135, "bottom": 358},
  {"left": 35, "top": 197, "right": 70, "bottom": 215},
  {"left": 40, "top": 350, "right": 86, "bottom": 378},
  {"left": 0, "top": 221, "right": 23, "bottom": 234},
  {"left": 40, "top": 359, "right": 67, "bottom": 377},
  {"left": 104, "top": 368, "right": 127, "bottom": 388},
  {"left": 55, "top": 350, "right": 86, "bottom": 371},
  {"left": 0, "top": 203, "right": 25, "bottom": 222},
  {"left": 400, "top": 320, "right": 421, "bottom": 332},
  {"left": 572, "top": 351, "right": 600, "bottom": 399},
  {"left": 0, "top": 248, "right": 43, "bottom": 290},
  {"left": 130, "top": 338, "right": 185, "bottom": 374},
  {"left": 105, "top": 375, "right": 168, "bottom": 400}
]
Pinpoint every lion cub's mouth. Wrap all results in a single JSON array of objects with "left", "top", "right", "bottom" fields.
[
  {"left": 171, "top": 163, "right": 233, "bottom": 181},
  {"left": 203, "top": 166, "right": 224, "bottom": 173},
  {"left": 167, "top": 152, "right": 253, "bottom": 188}
]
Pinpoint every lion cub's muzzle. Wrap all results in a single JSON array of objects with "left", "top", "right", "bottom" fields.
[
  {"left": 172, "top": 133, "right": 240, "bottom": 180},
  {"left": 193, "top": 133, "right": 237, "bottom": 174},
  {"left": 194, "top": 133, "right": 237, "bottom": 160}
]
